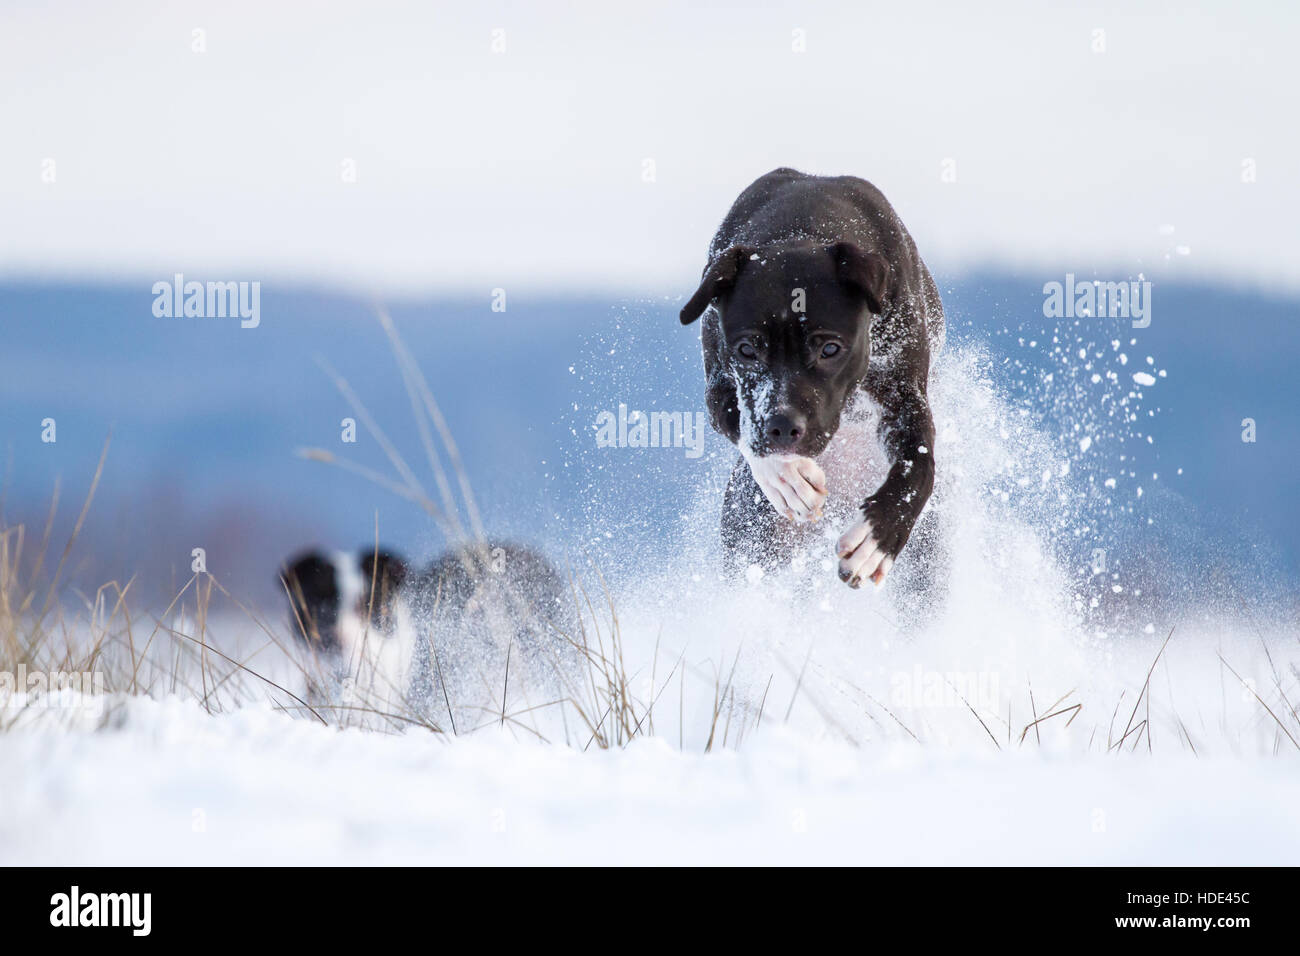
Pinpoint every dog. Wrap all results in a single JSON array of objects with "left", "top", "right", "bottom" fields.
[
  {"left": 404, "top": 543, "right": 581, "bottom": 716},
  {"left": 279, "top": 542, "right": 579, "bottom": 721},
  {"left": 280, "top": 548, "right": 408, "bottom": 656},
  {"left": 680, "top": 168, "right": 944, "bottom": 588},
  {"left": 279, "top": 547, "right": 415, "bottom": 707}
]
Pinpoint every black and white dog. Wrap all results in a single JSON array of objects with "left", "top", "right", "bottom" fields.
[
  {"left": 279, "top": 547, "right": 418, "bottom": 711},
  {"left": 681, "top": 168, "right": 944, "bottom": 588},
  {"left": 279, "top": 543, "right": 577, "bottom": 717}
]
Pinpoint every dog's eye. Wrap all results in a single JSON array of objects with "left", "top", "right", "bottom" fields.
[
  {"left": 820, "top": 342, "right": 841, "bottom": 359},
  {"left": 737, "top": 343, "right": 758, "bottom": 360}
]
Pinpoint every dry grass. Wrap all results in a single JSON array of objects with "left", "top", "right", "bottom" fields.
[{"left": 5, "top": 473, "right": 1299, "bottom": 756}]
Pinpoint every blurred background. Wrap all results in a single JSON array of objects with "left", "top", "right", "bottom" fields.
[{"left": 1, "top": 0, "right": 1296, "bottom": 607}]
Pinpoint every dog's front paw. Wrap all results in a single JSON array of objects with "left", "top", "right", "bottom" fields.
[
  {"left": 744, "top": 452, "right": 828, "bottom": 523},
  {"left": 835, "top": 504, "right": 912, "bottom": 588}
]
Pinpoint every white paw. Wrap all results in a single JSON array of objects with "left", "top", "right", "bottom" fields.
[
  {"left": 835, "top": 519, "right": 894, "bottom": 588},
  {"left": 743, "top": 451, "right": 828, "bottom": 523}
]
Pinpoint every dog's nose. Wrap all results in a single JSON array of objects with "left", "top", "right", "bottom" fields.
[{"left": 766, "top": 410, "right": 806, "bottom": 449}]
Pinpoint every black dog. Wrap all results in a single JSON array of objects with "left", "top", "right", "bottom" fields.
[{"left": 680, "top": 168, "right": 944, "bottom": 588}]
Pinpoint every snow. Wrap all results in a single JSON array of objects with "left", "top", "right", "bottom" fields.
[{"left": 1, "top": 695, "right": 1297, "bottom": 866}]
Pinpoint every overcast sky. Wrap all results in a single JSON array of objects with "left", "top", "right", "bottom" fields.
[{"left": 2, "top": 0, "right": 1297, "bottom": 296}]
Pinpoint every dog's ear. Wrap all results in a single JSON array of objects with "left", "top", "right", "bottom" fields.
[
  {"left": 680, "top": 246, "right": 755, "bottom": 325},
  {"left": 832, "top": 242, "right": 891, "bottom": 315},
  {"left": 280, "top": 552, "right": 334, "bottom": 602},
  {"left": 361, "top": 549, "right": 408, "bottom": 590}
]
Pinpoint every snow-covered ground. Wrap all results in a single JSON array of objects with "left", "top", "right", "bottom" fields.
[
  {"left": 1, "top": 694, "right": 1297, "bottom": 866},
  {"left": 3, "top": 516, "right": 1295, "bottom": 866}
]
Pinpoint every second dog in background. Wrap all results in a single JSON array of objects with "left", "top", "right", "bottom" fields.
[{"left": 280, "top": 542, "right": 579, "bottom": 727}]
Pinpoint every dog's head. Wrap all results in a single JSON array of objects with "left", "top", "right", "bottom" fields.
[
  {"left": 280, "top": 548, "right": 409, "bottom": 653},
  {"left": 681, "top": 241, "right": 890, "bottom": 457}
]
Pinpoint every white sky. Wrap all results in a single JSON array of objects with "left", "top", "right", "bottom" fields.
[{"left": 2, "top": 0, "right": 1297, "bottom": 295}]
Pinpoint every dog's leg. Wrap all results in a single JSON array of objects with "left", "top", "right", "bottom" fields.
[
  {"left": 740, "top": 448, "right": 828, "bottom": 523},
  {"left": 836, "top": 378, "right": 936, "bottom": 588},
  {"left": 721, "top": 454, "right": 801, "bottom": 577},
  {"left": 888, "top": 494, "right": 950, "bottom": 627}
]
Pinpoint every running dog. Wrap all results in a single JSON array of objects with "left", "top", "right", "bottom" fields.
[{"left": 680, "top": 168, "right": 944, "bottom": 588}]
